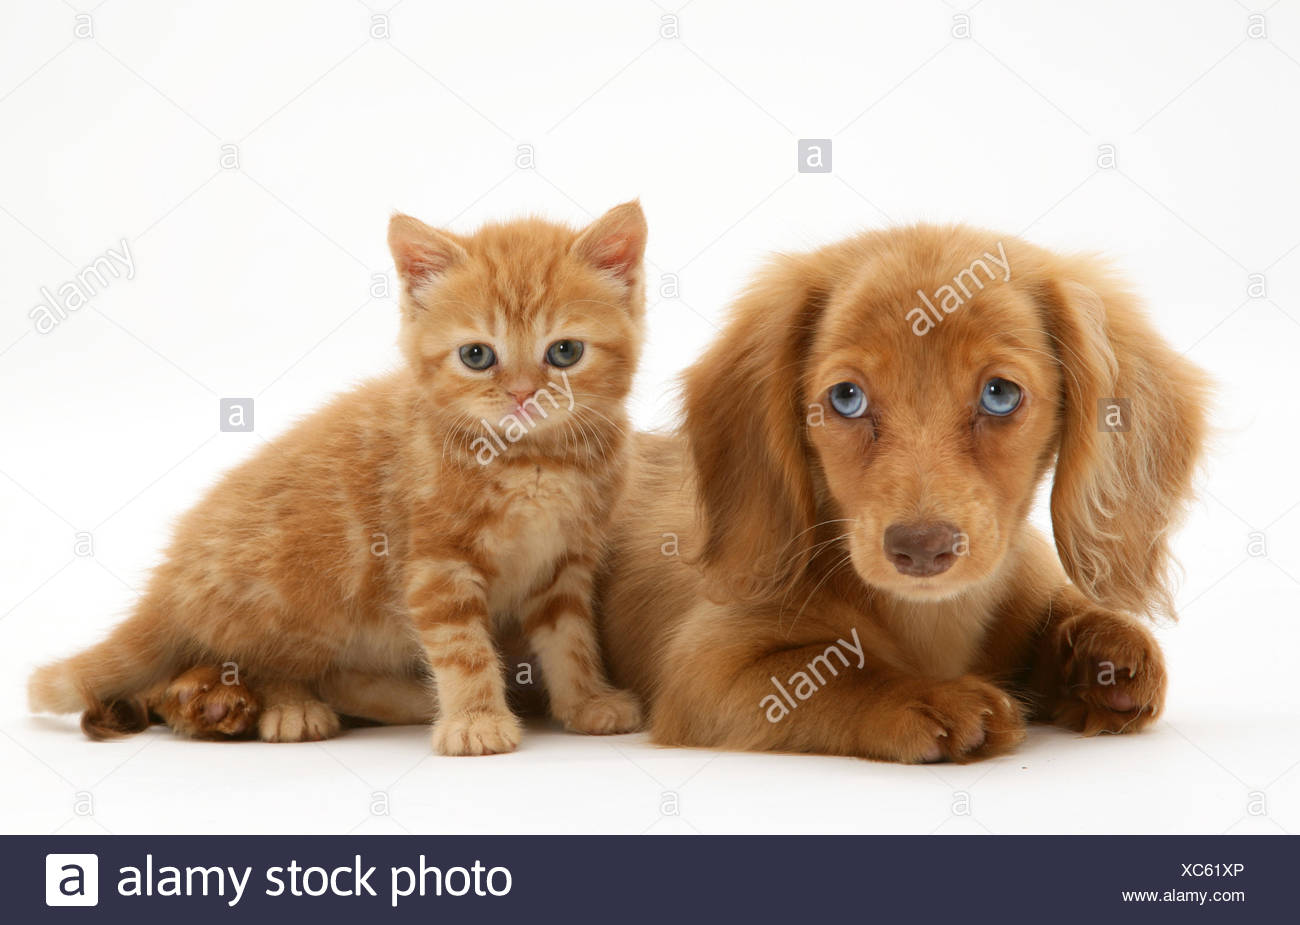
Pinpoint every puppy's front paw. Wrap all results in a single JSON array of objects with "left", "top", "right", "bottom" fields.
[
  {"left": 561, "top": 689, "right": 643, "bottom": 735},
  {"left": 258, "top": 700, "right": 340, "bottom": 742},
  {"left": 432, "top": 710, "right": 522, "bottom": 756},
  {"left": 164, "top": 667, "right": 259, "bottom": 739},
  {"left": 891, "top": 676, "right": 1026, "bottom": 763},
  {"left": 1052, "top": 610, "right": 1166, "bottom": 735}
]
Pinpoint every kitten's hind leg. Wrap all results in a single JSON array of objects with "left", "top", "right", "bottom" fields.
[
  {"left": 152, "top": 666, "right": 260, "bottom": 739},
  {"left": 319, "top": 670, "right": 436, "bottom": 726},
  {"left": 257, "top": 679, "right": 341, "bottom": 743}
]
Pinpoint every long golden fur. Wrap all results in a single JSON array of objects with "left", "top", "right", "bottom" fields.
[
  {"left": 29, "top": 202, "right": 650, "bottom": 754},
  {"left": 597, "top": 224, "right": 1208, "bottom": 762}
]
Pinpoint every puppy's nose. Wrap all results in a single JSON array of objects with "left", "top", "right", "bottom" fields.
[{"left": 884, "top": 522, "right": 961, "bottom": 577}]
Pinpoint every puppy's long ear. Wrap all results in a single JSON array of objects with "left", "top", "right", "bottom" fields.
[
  {"left": 1035, "top": 257, "right": 1209, "bottom": 617},
  {"left": 682, "top": 254, "right": 830, "bottom": 595}
]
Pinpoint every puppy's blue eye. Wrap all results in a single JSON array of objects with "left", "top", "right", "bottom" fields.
[
  {"left": 828, "top": 381, "right": 868, "bottom": 418},
  {"left": 459, "top": 343, "right": 496, "bottom": 370},
  {"left": 980, "top": 378, "right": 1022, "bottom": 416},
  {"left": 545, "top": 339, "right": 584, "bottom": 368}
]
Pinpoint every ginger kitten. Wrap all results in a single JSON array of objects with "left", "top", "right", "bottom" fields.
[{"left": 28, "top": 202, "right": 648, "bottom": 755}]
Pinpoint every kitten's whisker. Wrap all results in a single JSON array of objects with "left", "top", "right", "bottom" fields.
[
  {"left": 574, "top": 403, "right": 625, "bottom": 453},
  {"left": 569, "top": 413, "right": 602, "bottom": 462},
  {"left": 573, "top": 401, "right": 627, "bottom": 436},
  {"left": 571, "top": 409, "right": 616, "bottom": 461},
  {"left": 440, "top": 411, "right": 479, "bottom": 467}
]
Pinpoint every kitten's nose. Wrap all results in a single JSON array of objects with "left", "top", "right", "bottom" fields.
[
  {"left": 508, "top": 388, "right": 536, "bottom": 406},
  {"left": 884, "top": 522, "right": 961, "bottom": 577}
]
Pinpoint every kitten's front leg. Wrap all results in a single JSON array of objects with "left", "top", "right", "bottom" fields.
[
  {"left": 523, "top": 556, "right": 642, "bottom": 735},
  {"left": 406, "top": 557, "right": 521, "bottom": 756}
]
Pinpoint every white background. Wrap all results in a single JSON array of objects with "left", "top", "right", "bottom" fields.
[{"left": 1, "top": 0, "right": 1297, "bottom": 835}]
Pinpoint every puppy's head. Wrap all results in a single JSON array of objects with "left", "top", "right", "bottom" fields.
[{"left": 684, "top": 225, "right": 1207, "bottom": 616}]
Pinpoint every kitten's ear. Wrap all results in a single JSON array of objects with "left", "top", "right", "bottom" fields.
[
  {"left": 571, "top": 200, "right": 647, "bottom": 285},
  {"left": 388, "top": 212, "right": 468, "bottom": 291}
]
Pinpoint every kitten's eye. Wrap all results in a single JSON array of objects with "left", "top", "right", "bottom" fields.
[
  {"left": 458, "top": 343, "right": 496, "bottom": 370},
  {"left": 979, "top": 377, "right": 1022, "bottom": 416},
  {"left": 828, "top": 381, "right": 868, "bottom": 418},
  {"left": 545, "top": 339, "right": 584, "bottom": 368}
]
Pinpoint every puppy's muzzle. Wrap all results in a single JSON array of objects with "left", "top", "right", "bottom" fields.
[{"left": 884, "top": 522, "right": 961, "bottom": 577}]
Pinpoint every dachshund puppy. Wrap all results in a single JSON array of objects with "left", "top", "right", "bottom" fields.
[{"left": 597, "top": 225, "right": 1208, "bottom": 762}]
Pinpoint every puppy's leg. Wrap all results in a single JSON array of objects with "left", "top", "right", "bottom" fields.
[
  {"left": 257, "top": 679, "right": 341, "bottom": 743},
  {"left": 653, "top": 603, "right": 1024, "bottom": 763},
  {"left": 522, "top": 556, "right": 641, "bottom": 735},
  {"left": 152, "top": 666, "right": 260, "bottom": 739},
  {"left": 1026, "top": 586, "right": 1167, "bottom": 735}
]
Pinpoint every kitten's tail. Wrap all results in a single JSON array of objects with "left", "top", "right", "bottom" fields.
[{"left": 28, "top": 602, "right": 183, "bottom": 740}]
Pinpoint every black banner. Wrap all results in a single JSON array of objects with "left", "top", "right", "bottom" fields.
[{"left": 7, "top": 835, "right": 1295, "bottom": 923}]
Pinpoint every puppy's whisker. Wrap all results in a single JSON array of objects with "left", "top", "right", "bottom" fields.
[
  {"left": 774, "top": 535, "right": 857, "bottom": 628},
  {"left": 784, "top": 551, "right": 855, "bottom": 639},
  {"left": 767, "top": 518, "right": 857, "bottom": 575},
  {"left": 778, "top": 533, "right": 852, "bottom": 628}
]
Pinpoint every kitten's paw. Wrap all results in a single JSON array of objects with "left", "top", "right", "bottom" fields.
[
  {"left": 432, "top": 710, "right": 521, "bottom": 756},
  {"left": 163, "top": 667, "right": 259, "bottom": 739},
  {"left": 561, "top": 689, "right": 643, "bottom": 735},
  {"left": 258, "top": 700, "right": 340, "bottom": 743},
  {"left": 1052, "top": 610, "right": 1166, "bottom": 735}
]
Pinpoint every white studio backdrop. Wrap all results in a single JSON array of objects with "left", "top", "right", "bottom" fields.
[{"left": 1, "top": 0, "right": 1297, "bottom": 834}]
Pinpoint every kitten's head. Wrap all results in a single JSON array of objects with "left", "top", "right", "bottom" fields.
[{"left": 388, "top": 202, "right": 647, "bottom": 456}]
